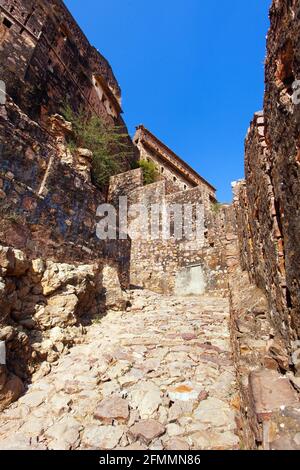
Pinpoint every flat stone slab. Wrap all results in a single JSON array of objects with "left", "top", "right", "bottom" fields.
[
  {"left": 81, "top": 424, "right": 125, "bottom": 449},
  {"left": 164, "top": 438, "right": 190, "bottom": 450},
  {"left": 94, "top": 396, "right": 129, "bottom": 424},
  {"left": 45, "top": 416, "right": 83, "bottom": 450},
  {"left": 249, "top": 369, "right": 299, "bottom": 419},
  {"left": 194, "top": 397, "right": 236, "bottom": 429},
  {"left": 129, "top": 420, "right": 165, "bottom": 445}
]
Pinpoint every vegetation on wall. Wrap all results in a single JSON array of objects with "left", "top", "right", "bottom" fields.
[
  {"left": 211, "top": 201, "right": 222, "bottom": 214},
  {"left": 62, "top": 105, "right": 133, "bottom": 188},
  {"left": 134, "top": 159, "right": 160, "bottom": 185}
]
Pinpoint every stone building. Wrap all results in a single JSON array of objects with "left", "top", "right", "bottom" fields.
[
  {"left": 0, "top": 0, "right": 125, "bottom": 127},
  {"left": 134, "top": 125, "right": 216, "bottom": 203},
  {"left": 107, "top": 127, "right": 227, "bottom": 296}
]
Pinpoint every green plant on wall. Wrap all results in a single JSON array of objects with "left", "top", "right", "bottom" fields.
[
  {"left": 136, "top": 159, "right": 160, "bottom": 185},
  {"left": 62, "top": 104, "right": 133, "bottom": 188},
  {"left": 211, "top": 201, "right": 222, "bottom": 214}
]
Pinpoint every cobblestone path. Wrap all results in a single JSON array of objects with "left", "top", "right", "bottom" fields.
[{"left": 0, "top": 290, "right": 240, "bottom": 450}]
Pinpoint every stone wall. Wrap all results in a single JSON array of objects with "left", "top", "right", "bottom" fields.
[
  {"left": 233, "top": 113, "right": 290, "bottom": 347},
  {"left": 233, "top": 1, "right": 300, "bottom": 367},
  {"left": 229, "top": 1, "right": 300, "bottom": 448},
  {"left": 0, "top": 0, "right": 123, "bottom": 125},
  {"left": 108, "top": 169, "right": 238, "bottom": 295},
  {"left": 229, "top": 267, "right": 300, "bottom": 450},
  {"left": 0, "top": 243, "right": 126, "bottom": 411},
  {"left": 264, "top": 0, "right": 300, "bottom": 346},
  {"left": 0, "top": 99, "right": 131, "bottom": 276},
  {"left": 0, "top": 0, "right": 136, "bottom": 286}
]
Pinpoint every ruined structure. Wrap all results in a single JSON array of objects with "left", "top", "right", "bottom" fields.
[
  {"left": 126, "top": 126, "right": 224, "bottom": 294},
  {"left": 0, "top": 0, "right": 299, "bottom": 452},
  {"left": 108, "top": 168, "right": 236, "bottom": 295},
  {"left": 233, "top": 0, "right": 300, "bottom": 377},
  {"left": 230, "top": 0, "right": 300, "bottom": 450},
  {"left": 0, "top": 0, "right": 123, "bottom": 123},
  {"left": 0, "top": 0, "right": 135, "bottom": 415},
  {"left": 0, "top": 0, "right": 135, "bottom": 265},
  {"left": 134, "top": 125, "right": 216, "bottom": 202}
]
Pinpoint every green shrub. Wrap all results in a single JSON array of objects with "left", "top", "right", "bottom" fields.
[
  {"left": 137, "top": 159, "right": 160, "bottom": 185},
  {"left": 62, "top": 104, "right": 133, "bottom": 188},
  {"left": 211, "top": 202, "right": 222, "bottom": 214}
]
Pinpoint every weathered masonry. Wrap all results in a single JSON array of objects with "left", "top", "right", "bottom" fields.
[
  {"left": 0, "top": 0, "right": 135, "bottom": 279},
  {"left": 233, "top": 0, "right": 300, "bottom": 361},
  {"left": 134, "top": 125, "right": 216, "bottom": 203},
  {"left": 230, "top": 0, "right": 300, "bottom": 450},
  {"left": 0, "top": 0, "right": 300, "bottom": 452},
  {"left": 0, "top": 0, "right": 124, "bottom": 125},
  {"left": 108, "top": 167, "right": 237, "bottom": 295}
]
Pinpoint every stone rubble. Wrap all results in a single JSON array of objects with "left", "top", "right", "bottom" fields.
[
  {"left": 0, "top": 245, "right": 126, "bottom": 411},
  {"left": 0, "top": 289, "right": 240, "bottom": 450}
]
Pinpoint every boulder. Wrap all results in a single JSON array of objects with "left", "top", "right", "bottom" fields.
[
  {"left": 40, "top": 261, "right": 98, "bottom": 297},
  {"left": 35, "top": 293, "right": 79, "bottom": 329},
  {"left": 0, "top": 245, "right": 29, "bottom": 277},
  {"left": 0, "top": 370, "right": 24, "bottom": 412}
]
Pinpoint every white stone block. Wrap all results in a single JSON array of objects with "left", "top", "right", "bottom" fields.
[{"left": 0, "top": 341, "right": 6, "bottom": 365}]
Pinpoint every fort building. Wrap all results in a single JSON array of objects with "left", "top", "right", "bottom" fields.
[{"left": 134, "top": 125, "right": 216, "bottom": 203}]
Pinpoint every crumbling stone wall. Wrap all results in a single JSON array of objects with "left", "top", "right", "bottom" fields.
[
  {"left": 228, "top": 0, "right": 300, "bottom": 450},
  {"left": 233, "top": 1, "right": 300, "bottom": 365},
  {"left": 0, "top": 100, "right": 132, "bottom": 292},
  {"left": 109, "top": 169, "right": 238, "bottom": 295},
  {"left": 0, "top": 243, "right": 126, "bottom": 411},
  {"left": 0, "top": 0, "right": 123, "bottom": 125},
  {"left": 233, "top": 113, "right": 291, "bottom": 347},
  {"left": 264, "top": 0, "right": 300, "bottom": 344},
  {"left": 229, "top": 267, "right": 300, "bottom": 450},
  {"left": 0, "top": 0, "right": 135, "bottom": 285}
]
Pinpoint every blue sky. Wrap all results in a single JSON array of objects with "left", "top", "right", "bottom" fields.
[{"left": 64, "top": 0, "right": 271, "bottom": 202}]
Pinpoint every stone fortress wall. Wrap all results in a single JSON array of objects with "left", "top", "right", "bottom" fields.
[
  {"left": 109, "top": 169, "right": 238, "bottom": 295},
  {"left": 229, "top": 0, "right": 300, "bottom": 449},
  {"left": 0, "top": 0, "right": 135, "bottom": 281},
  {"left": 0, "top": 0, "right": 122, "bottom": 123},
  {"left": 233, "top": 0, "right": 300, "bottom": 365}
]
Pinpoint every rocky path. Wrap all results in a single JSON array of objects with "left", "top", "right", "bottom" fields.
[{"left": 0, "top": 290, "right": 240, "bottom": 450}]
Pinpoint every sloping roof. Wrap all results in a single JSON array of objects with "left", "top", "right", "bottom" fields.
[{"left": 135, "top": 125, "right": 216, "bottom": 192}]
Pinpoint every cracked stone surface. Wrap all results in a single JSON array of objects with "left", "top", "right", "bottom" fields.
[{"left": 0, "top": 290, "right": 240, "bottom": 450}]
